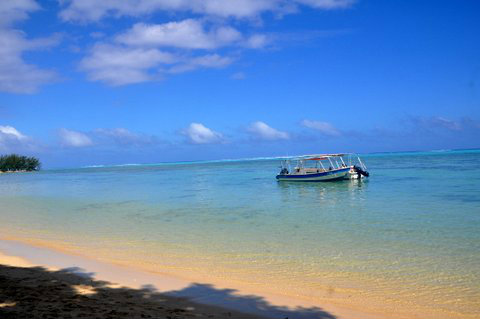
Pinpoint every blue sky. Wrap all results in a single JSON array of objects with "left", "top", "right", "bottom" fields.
[{"left": 0, "top": 0, "right": 479, "bottom": 168}]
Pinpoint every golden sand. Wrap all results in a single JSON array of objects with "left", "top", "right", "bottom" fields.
[{"left": 1, "top": 236, "right": 477, "bottom": 319}]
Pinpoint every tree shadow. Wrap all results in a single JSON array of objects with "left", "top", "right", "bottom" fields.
[
  {"left": 166, "top": 283, "right": 336, "bottom": 319},
  {"left": 0, "top": 264, "right": 337, "bottom": 319}
]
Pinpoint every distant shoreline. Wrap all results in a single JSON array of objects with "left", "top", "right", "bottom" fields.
[
  {"left": 45, "top": 147, "right": 480, "bottom": 171},
  {"left": 0, "top": 170, "right": 29, "bottom": 174}
]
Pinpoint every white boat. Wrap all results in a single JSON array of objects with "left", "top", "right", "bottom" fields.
[{"left": 276, "top": 153, "right": 369, "bottom": 182}]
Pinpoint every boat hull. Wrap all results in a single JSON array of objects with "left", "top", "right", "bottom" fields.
[{"left": 276, "top": 167, "right": 350, "bottom": 182}]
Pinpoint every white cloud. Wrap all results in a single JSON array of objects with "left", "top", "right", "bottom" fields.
[
  {"left": 59, "top": 0, "right": 354, "bottom": 22},
  {"left": 301, "top": 119, "right": 341, "bottom": 136},
  {"left": 66, "top": 1, "right": 349, "bottom": 87},
  {"left": 245, "top": 34, "right": 269, "bottom": 48},
  {"left": 80, "top": 43, "right": 177, "bottom": 86},
  {"left": 247, "top": 121, "right": 289, "bottom": 140},
  {"left": 0, "top": 125, "right": 27, "bottom": 140},
  {"left": 183, "top": 123, "right": 223, "bottom": 144},
  {"left": 190, "top": 54, "right": 233, "bottom": 68},
  {"left": 0, "top": 125, "right": 36, "bottom": 151},
  {"left": 0, "top": 2, "right": 59, "bottom": 94},
  {"left": 59, "top": 0, "right": 277, "bottom": 22},
  {"left": 0, "top": 30, "right": 58, "bottom": 94},
  {"left": 59, "top": 128, "right": 93, "bottom": 147},
  {"left": 0, "top": 0, "right": 39, "bottom": 26},
  {"left": 79, "top": 17, "right": 260, "bottom": 85},
  {"left": 80, "top": 40, "right": 233, "bottom": 85},
  {"left": 116, "top": 20, "right": 242, "bottom": 50}
]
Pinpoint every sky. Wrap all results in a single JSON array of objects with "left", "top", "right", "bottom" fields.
[{"left": 0, "top": 0, "right": 479, "bottom": 168}]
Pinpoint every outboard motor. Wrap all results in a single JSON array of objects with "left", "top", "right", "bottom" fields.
[{"left": 353, "top": 165, "right": 370, "bottom": 178}]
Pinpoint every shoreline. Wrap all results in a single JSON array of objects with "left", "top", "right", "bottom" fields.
[
  {"left": 0, "top": 170, "right": 30, "bottom": 174},
  {"left": 0, "top": 237, "right": 386, "bottom": 319}
]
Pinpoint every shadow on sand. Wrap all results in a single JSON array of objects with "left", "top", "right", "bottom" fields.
[{"left": 0, "top": 264, "right": 337, "bottom": 319}]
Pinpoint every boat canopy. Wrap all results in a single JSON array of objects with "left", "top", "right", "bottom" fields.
[
  {"left": 281, "top": 153, "right": 364, "bottom": 170},
  {"left": 296, "top": 153, "right": 347, "bottom": 160}
]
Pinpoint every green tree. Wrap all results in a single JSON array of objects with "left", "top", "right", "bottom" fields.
[{"left": 0, "top": 154, "right": 41, "bottom": 172}]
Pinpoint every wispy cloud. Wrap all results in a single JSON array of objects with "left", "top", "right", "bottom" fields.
[
  {"left": 168, "top": 54, "right": 233, "bottom": 74},
  {"left": 0, "top": 1, "right": 59, "bottom": 94},
  {"left": 231, "top": 72, "right": 247, "bottom": 80},
  {"left": 59, "top": 127, "right": 162, "bottom": 148},
  {"left": 245, "top": 34, "right": 270, "bottom": 48},
  {"left": 182, "top": 123, "right": 224, "bottom": 144},
  {"left": 295, "top": 0, "right": 356, "bottom": 10},
  {"left": 58, "top": 128, "right": 93, "bottom": 147},
  {"left": 79, "top": 44, "right": 177, "bottom": 86},
  {"left": 335, "top": 116, "right": 480, "bottom": 150},
  {"left": 80, "top": 43, "right": 234, "bottom": 85},
  {"left": 301, "top": 119, "right": 341, "bottom": 136},
  {"left": 247, "top": 121, "right": 289, "bottom": 140},
  {"left": 59, "top": 0, "right": 356, "bottom": 23},
  {"left": 0, "top": 0, "right": 357, "bottom": 93},
  {"left": 79, "top": 18, "right": 269, "bottom": 86},
  {"left": 408, "top": 116, "right": 466, "bottom": 132},
  {"left": 94, "top": 128, "right": 159, "bottom": 146},
  {"left": 0, "top": 0, "right": 39, "bottom": 26},
  {"left": 61, "top": 0, "right": 353, "bottom": 87}
]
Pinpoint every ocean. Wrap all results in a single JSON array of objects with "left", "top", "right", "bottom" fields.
[{"left": 1, "top": 149, "right": 479, "bottom": 318}]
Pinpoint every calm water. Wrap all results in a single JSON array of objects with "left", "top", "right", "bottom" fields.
[{"left": 1, "top": 150, "right": 479, "bottom": 318}]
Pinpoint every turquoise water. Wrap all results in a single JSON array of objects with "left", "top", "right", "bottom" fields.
[{"left": 1, "top": 150, "right": 479, "bottom": 318}]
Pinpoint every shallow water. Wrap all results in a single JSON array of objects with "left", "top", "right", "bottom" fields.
[{"left": 1, "top": 150, "right": 479, "bottom": 318}]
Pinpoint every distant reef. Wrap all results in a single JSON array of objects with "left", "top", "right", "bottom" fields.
[{"left": 0, "top": 154, "right": 41, "bottom": 172}]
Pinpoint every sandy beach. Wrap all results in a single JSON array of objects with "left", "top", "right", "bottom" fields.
[
  {"left": 0, "top": 251, "right": 292, "bottom": 319},
  {"left": 0, "top": 239, "right": 365, "bottom": 319},
  {"left": 0, "top": 263, "right": 269, "bottom": 319},
  {"left": 1, "top": 232, "right": 478, "bottom": 319}
]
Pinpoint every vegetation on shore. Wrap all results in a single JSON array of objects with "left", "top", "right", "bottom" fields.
[{"left": 0, "top": 154, "right": 41, "bottom": 172}]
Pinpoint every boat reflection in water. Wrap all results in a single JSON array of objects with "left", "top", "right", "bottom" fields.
[{"left": 277, "top": 172, "right": 369, "bottom": 205}]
